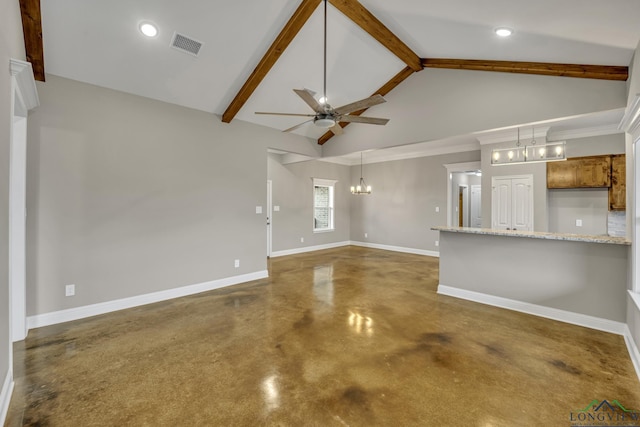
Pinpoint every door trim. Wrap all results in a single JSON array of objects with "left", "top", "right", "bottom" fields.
[{"left": 9, "top": 60, "right": 39, "bottom": 344}]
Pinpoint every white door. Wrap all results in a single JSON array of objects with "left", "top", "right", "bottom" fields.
[
  {"left": 266, "top": 180, "right": 272, "bottom": 257},
  {"left": 511, "top": 178, "right": 532, "bottom": 231},
  {"left": 460, "top": 185, "right": 469, "bottom": 227},
  {"left": 492, "top": 179, "right": 512, "bottom": 230},
  {"left": 492, "top": 176, "right": 533, "bottom": 231},
  {"left": 470, "top": 185, "right": 482, "bottom": 228}
]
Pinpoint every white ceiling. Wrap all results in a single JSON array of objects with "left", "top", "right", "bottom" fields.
[{"left": 40, "top": 0, "right": 640, "bottom": 152}]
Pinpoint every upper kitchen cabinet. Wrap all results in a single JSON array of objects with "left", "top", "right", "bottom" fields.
[
  {"left": 547, "top": 155, "right": 611, "bottom": 189},
  {"left": 609, "top": 154, "right": 626, "bottom": 211}
]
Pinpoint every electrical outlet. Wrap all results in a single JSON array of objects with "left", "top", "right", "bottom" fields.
[
  {"left": 364, "top": 233, "right": 368, "bottom": 238},
  {"left": 435, "top": 240, "right": 439, "bottom": 247},
  {"left": 234, "top": 259, "right": 240, "bottom": 268},
  {"left": 65, "top": 284, "right": 75, "bottom": 297},
  {"left": 576, "top": 219, "right": 583, "bottom": 227}
]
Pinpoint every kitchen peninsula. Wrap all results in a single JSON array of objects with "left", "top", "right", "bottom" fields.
[{"left": 433, "top": 226, "right": 630, "bottom": 332}]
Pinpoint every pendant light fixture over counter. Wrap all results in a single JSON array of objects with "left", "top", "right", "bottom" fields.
[
  {"left": 351, "top": 152, "right": 372, "bottom": 195},
  {"left": 491, "top": 128, "right": 567, "bottom": 166}
]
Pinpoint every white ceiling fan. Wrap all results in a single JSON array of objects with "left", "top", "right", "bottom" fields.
[{"left": 255, "top": 0, "right": 389, "bottom": 136}]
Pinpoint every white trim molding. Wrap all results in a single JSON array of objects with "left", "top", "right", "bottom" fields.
[
  {"left": 10, "top": 59, "right": 39, "bottom": 117},
  {"left": 620, "top": 94, "right": 640, "bottom": 135},
  {"left": 437, "top": 285, "right": 627, "bottom": 335},
  {"left": 271, "top": 241, "right": 350, "bottom": 258},
  {"left": 351, "top": 241, "right": 440, "bottom": 258},
  {"left": 27, "top": 270, "right": 268, "bottom": 330},
  {"left": 0, "top": 370, "right": 14, "bottom": 426},
  {"left": 623, "top": 325, "right": 640, "bottom": 382}
]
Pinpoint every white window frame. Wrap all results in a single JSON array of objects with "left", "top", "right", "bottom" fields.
[
  {"left": 621, "top": 94, "right": 640, "bottom": 308},
  {"left": 313, "top": 178, "right": 337, "bottom": 233}
]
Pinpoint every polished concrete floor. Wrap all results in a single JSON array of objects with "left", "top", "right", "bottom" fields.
[{"left": 5, "top": 246, "right": 640, "bottom": 426}]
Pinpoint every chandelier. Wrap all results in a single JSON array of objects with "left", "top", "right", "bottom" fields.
[
  {"left": 351, "top": 152, "right": 371, "bottom": 195},
  {"left": 491, "top": 128, "right": 566, "bottom": 166}
]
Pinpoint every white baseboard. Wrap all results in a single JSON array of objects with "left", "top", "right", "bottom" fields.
[
  {"left": 27, "top": 270, "right": 269, "bottom": 330},
  {"left": 271, "top": 241, "right": 350, "bottom": 258},
  {"left": 351, "top": 241, "right": 440, "bottom": 258},
  {"left": 437, "top": 284, "right": 627, "bottom": 335},
  {"left": 623, "top": 325, "right": 640, "bottom": 382},
  {"left": 0, "top": 369, "right": 14, "bottom": 426}
]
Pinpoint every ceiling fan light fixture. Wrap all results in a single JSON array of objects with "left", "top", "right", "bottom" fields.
[
  {"left": 314, "top": 117, "right": 336, "bottom": 128},
  {"left": 494, "top": 27, "right": 513, "bottom": 37}
]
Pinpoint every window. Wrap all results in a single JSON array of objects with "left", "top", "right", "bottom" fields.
[{"left": 313, "top": 178, "right": 337, "bottom": 232}]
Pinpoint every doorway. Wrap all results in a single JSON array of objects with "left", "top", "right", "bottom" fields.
[
  {"left": 447, "top": 165, "right": 482, "bottom": 228},
  {"left": 9, "top": 59, "right": 38, "bottom": 343},
  {"left": 457, "top": 185, "right": 468, "bottom": 227}
]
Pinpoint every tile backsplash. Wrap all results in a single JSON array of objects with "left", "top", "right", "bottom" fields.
[{"left": 607, "top": 211, "right": 626, "bottom": 237}]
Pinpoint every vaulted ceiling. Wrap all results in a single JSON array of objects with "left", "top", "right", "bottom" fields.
[{"left": 20, "top": 0, "right": 640, "bottom": 150}]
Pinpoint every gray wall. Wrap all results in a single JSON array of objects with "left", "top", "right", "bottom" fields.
[
  {"left": 349, "top": 151, "right": 480, "bottom": 252},
  {"left": 323, "top": 68, "right": 627, "bottom": 157},
  {"left": 1, "top": 0, "right": 26, "bottom": 404},
  {"left": 547, "top": 134, "right": 625, "bottom": 235},
  {"left": 267, "top": 155, "right": 351, "bottom": 252},
  {"left": 26, "top": 75, "right": 320, "bottom": 316},
  {"left": 439, "top": 232, "right": 629, "bottom": 322}
]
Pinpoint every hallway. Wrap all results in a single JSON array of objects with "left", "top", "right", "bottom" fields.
[{"left": 6, "top": 246, "right": 640, "bottom": 426}]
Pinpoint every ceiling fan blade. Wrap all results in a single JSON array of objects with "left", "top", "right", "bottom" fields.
[
  {"left": 293, "top": 89, "right": 323, "bottom": 113},
  {"left": 255, "top": 112, "right": 316, "bottom": 117},
  {"left": 334, "top": 94, "right": 386, "bottom": 115},
  {"left": 283, "top": 119, "right": 314, "bottom": 133},
  {"left": 330, "top": 123, "right": 344, "bottom": 136},
  {"left": 339, "top": 115, "right": 389, "bottom": 125}
]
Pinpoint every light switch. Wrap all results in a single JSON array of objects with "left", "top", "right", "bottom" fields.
[
  {"left": 274, "top": 206, "right": 280, "bottom": 212},
  {"left": 435, "top": 206, "right": 440, "bottom": 213},
  {"left": 256, "top": 206, "right": 262, "bottom": 214}
]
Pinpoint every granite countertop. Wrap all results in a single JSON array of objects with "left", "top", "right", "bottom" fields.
[{"left": 431, "top": 226, "right": 631, "bottom": 245}]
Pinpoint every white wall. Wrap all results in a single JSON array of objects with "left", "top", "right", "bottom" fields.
[
  {"left": 25, "top": 75, "right": 321, "bottom": 317},
  {"left": 267, "top": 155, "right": 351, "bottom": 253}
]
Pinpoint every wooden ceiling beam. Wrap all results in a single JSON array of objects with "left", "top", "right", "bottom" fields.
[
  {"left": 19, "top": 0, "right": 45, "bottom": 81},
  {"left": 318, "top": 66, "right": 414, "bottom": 145},
  {"left": 421, "top": 58, "right": 628, "bottom": 81},
  {"left": 222, "top": 0, "right": 322, "bottom": 123},
  {"left": 328, "top": 0, "right": 422, "bottom": 72}
]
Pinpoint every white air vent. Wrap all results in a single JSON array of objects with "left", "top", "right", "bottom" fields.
[{"left": 170, "top": 32, "right": 203, "bottom": 57}]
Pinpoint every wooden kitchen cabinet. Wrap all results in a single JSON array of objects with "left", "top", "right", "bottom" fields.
[
  {"left": 547, "top": 155, "right": 611, "bottom": 189},
  {"left": 609, "top": 154, "right": 626, "bottom": 210}
]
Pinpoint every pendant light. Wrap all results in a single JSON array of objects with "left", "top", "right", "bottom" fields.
[
  {"left": 351, "top": 152, "right": 372, "bottom": 195},
  {"left": 491, "top": 127, "right": 566, "bottom": 166}
]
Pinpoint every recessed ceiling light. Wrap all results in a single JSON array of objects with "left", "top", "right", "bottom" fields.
[
  {"left": 139, "top": 22, "right": 158, "bottom": 38},
  {"left": 495, "top": 27, "right": 513, "bottom": 37}
]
